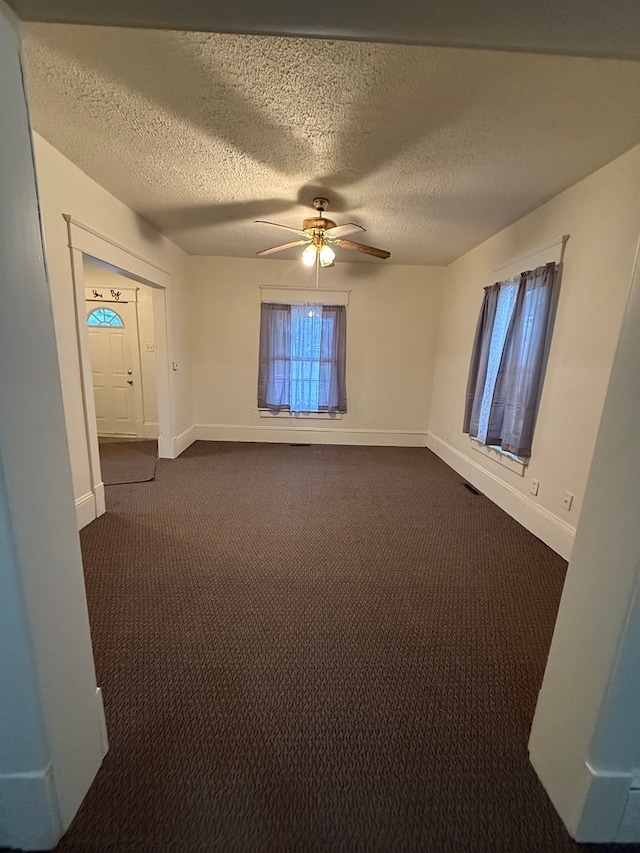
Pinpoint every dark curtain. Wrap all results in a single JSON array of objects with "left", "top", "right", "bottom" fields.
[
  {"left": 320, "top": 304, "right": 347, "bottom": 413},
  {"left": 488, "top": 263, "right": 557, "bottom": 456},
  {"left": 257, "top": 303, "right": 290, "bottom": 409},
  {"left": 463, "top": 283, "right": 500, "bottom": 436}
]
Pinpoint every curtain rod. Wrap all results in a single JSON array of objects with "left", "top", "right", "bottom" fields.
[{"left": 494, "top": 234, "right": 569, "bottom": 274}]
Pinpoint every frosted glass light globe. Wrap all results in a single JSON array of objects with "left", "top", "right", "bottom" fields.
[
  {"left": 319, "top": 244, "right": 336, "bottom": 267},
  {"left": 302, "top": 244, "right": 317, "bottom": 267}
]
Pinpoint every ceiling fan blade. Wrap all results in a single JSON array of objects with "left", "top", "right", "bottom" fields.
[
  {"left": 324, "top": 223, "right": 366, "bottom": 238},
  {"left": 255, "top": 220, "right": 307, "bottom": 237},
  {"left": 256, "top": 239, "right": 309, "bottom": 257},
  {"left": 334, "top": 238, "right": 391, "bottom": 260}
]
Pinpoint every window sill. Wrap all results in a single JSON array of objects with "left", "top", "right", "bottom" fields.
[
  {"left": 470, "top": 438, "right": 527, "bottom": 476},
  {"left": 258, "top": 410, "right": 343, "bottom": 420}
]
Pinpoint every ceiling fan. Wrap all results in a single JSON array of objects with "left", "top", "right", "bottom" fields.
[{"left": 255, "top": 197, "right": 391, "bottom": 266}]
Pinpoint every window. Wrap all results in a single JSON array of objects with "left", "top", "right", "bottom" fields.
[
  {"left": 87, "top": 307, "right": 124, "bottom": 327},
  {"left": 463, "top": 262, "right": 558, "bottom": 459},
  {"left": 258, "top": 302, "right": 347, "bottom": 413}
]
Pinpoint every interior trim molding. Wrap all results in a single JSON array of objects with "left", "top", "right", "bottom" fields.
[
  {"left": 470, "top": 437, "right": 526, "bottom": 475},
  {"left": 617, "top": 788, "right": 640, "bottom": 843},
  {"left": 579, "top": 761, "right": 635, "bottom": 842},
  {"left": 259, "top": 286, "right": 350, "bottom": 305},
  {"left": 494, "top": 233, "right": 569, "bottom": 275},
  {"left": 171, "top": 426, "right": 197, "bottom": 458},
  {"left": 95, "top": 687, "right": 109, "bottom": 761},
  {"left": 143, "top": 421, "right": 160, "bottom": 439},
  {"left": 0, "top": 764, "right": 62, "bottom": 850},
  {"left": 530, "top": 751, "right": 634, "bottom": 843},
  {"left": 426, "top": 431, "right": 575, "bottom": 559},
  {"left": 196, "top": 423, "right": 428, "bottom": 447},
  {"left": 63, "top": 215, "right": 170, "bottom": 276},
  {"left": 75, "top": 491, "right": 96, "bottom": 530},
  {"left": 94, "top": 482, "right": 105, "bottom": 517}
]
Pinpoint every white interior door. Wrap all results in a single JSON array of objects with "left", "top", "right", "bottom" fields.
[{"left": 86, "top": 300, "right": 142, "bottom": 436}]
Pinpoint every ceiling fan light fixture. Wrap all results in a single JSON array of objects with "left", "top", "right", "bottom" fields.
[
  {"left": 302, "top": 244, "right": 317, "bottom": 267},
  {"left": 319, "top": 244, "right": 336, "bottom": 267},
  {"left": 256, "top": 198, "right": 390, "bottom": 262}
]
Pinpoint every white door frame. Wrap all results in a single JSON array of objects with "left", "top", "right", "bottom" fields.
[{"left": 65, "top": 215, "right": 172, "bottom": 520}]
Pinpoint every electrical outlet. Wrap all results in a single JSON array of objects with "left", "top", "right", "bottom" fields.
[
  {"left": 562, "top": 491, "right": 574, "bottom": 511},
  {"left": 529, "top": 478, "right": 540, "bottom": 496}
]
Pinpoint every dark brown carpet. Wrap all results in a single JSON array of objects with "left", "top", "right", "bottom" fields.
[
  {"left": 53, "top": 442, "right": 634, "bottom": 852},
  {"left": 99, "top": 439, "right": 157, "bottom": 485}
]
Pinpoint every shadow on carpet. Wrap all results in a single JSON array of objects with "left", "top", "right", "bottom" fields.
[{"left": 98, "top": 439, "right": 157, "bottom": 485}]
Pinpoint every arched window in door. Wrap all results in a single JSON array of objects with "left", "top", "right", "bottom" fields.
[{"left": 87, "top": 307, "right": 124, "bottom": 328}]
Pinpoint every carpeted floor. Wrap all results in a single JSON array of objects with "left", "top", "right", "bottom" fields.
[
  {"left": 98, "top": 439, "right": 157, "bottom": 485},
  {"left": 53, "top": 442, "right": 634, "bottom": 852}
]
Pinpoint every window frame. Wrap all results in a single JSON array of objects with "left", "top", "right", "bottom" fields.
[
  {"left": 463, "top": 262, "right": 559, "bottom": 463},
  {"left": 86, "top": 306, "right": 125, "bottom": 328},
  {"left": 257, "top": 300, "right": 347, "bottom": 416}
]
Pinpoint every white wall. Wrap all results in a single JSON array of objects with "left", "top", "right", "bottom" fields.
[
  {"left": 428, "top": 145, "right": 640, "bottom": 557},
  {"left": 529, "top": 232, "right": 640, "bottom": 842},
  {"left": 0, "top": 5, "right": 105, "bottom": 848},
  {"left": 32, "top": 134, "right": 192, "bottom": 504},
  {"left": 189, "top": 256, "right": 444, "bottom": 445}
]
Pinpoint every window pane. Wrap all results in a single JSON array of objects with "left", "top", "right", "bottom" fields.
[
  {"left": 318, "top": 316, "right": 334, "bottom": 408},
  {"left": 477, "top": 281, "right": 518, "bottom": 443},
  {"left": 290, "top": 305, "right": 323, "bottom": 412},
  {"left": 87, "top": 307, "right": 124, "bottom": 327}
]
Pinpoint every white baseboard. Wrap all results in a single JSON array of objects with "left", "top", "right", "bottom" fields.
[
  {"left": 195, "top": 423, "right": 428, "bottom": 447},
  {"left": 170, "top": 425, "right": 197, "bottom": 458},
  {"left": 75, "top": 492, "right": 96, "bottom": 530},
  {"left": 617, "top": 787, "right": 640, "bottom": 843},
  {"left": 95, "top": 482, "right": 105, "bottom": 517},
  {"left": 530, "top": 747, "right": 635, "bottom": 842},
  {"left": 143, "top": 421, "right": 159, "bottom": 439},
  {"left": 578, "top": 762, "right": 635, "bottom": 842},
  {"left": 158, "top": 433, "right": 172, "bottom": 459},
  {"left": 426, "top": 431, "right": 575, "bottom": 559},
  {"left": 0, "top": 764, "right": 63, "bottom": 850},
  {"left": 95, "top": 687, "right": 109, "bottom": 760}
]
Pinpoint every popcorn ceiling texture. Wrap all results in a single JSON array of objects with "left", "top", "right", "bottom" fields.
[{"left": 22, "top": 25, "right": 640, "bottom": 265}]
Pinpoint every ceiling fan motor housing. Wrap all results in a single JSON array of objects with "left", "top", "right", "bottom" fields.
[{"left": 302, "top": 217, "right": 336, "bottom": 234}]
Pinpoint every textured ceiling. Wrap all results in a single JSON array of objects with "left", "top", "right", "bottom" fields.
[{"left": 22, "top": 25, "right": 640, "bottom": 265}]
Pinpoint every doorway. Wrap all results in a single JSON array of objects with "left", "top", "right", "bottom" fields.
[
  {"left": 66, "top": 215, "right": 173, "bottom": 524},
  {"left": 83, "top": 259, "right": 160, "bottom": 485},
  {"left": 83, "top": 259, "right": 158, "bottom": 439}
]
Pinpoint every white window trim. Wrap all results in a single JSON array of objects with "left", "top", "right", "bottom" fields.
[
  {"left": 493, "top": 234, "right": 569, "bottom": 279},
  {"left": 259, "top": 286, "right": 349, "bottom": 306},
  {"left": 258, "top": 409, "right": 343, "bottom": 420},
  {"left": 470, "top": 437, "right": 527, "bottom": 476}
]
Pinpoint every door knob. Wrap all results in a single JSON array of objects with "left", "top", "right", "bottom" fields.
[
  {"left": 127, "top": 379, "right": 133, "bottom": 385},
  {"left": 127, "top": 369, "right": 133, "bottom": 375}
]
